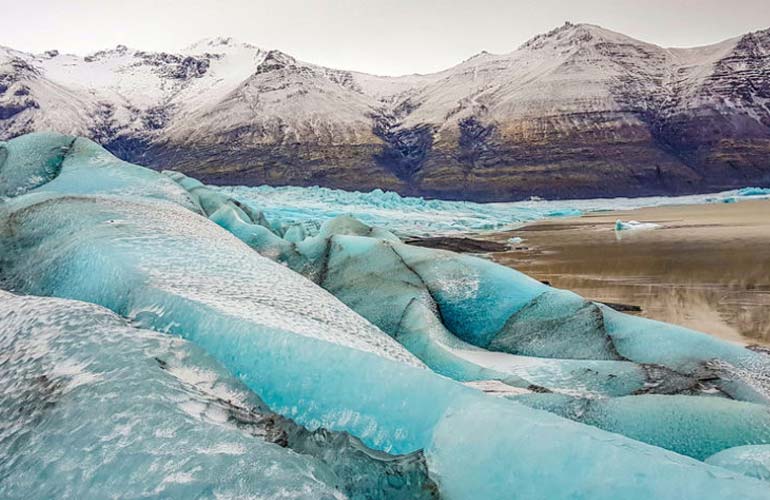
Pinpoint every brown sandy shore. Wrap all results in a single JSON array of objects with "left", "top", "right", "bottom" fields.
[{"left": 472, "top": 199, "right": 770, "bottom": 347}]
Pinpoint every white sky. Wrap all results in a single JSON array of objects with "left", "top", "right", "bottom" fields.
[{"left": 2, "top": 0, "right": 769, "bottom": 75}]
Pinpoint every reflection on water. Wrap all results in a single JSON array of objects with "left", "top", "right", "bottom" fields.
[{"left": 491, "top": 203, "right": 770, "bottom": 346}]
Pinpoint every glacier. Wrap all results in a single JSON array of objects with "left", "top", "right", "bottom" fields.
[
  {"left": 0, "top": 292, "right": 435, "bottom": 499},
  {"left": 510, "top": 393, "right": 770, "bottom": 460},
  {"left": 221, "top": 182, "right": 770, "bottom": 237},
  {"left": 178, "top": 172, "right": 770, "bottom": 405},
  {"left": 0, "top": 292, "right": 343, "bottom": 499},
  {"left": 2, "top": 132, "right": 770, "bottom": 499}
]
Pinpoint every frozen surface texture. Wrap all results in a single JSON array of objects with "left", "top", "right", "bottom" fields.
[
  {"left": 0, "top": 292, "right": 344, "bottom": 499},
  {"left": 706, "top": 445, "right": 770, "bottom": 481},
  {"left": 0, "top": 132, "right": 73, "bottom": 197},
  {"left": 0, "top": 291, "right": 439, "bottom": 499},
  {"left": 2, "top": 133, "right": 770, "bottom": 498},
  {"left": 512, "top": 393, "right": 770, "bottom": 459},
  {"left": 425, "top": 397, "right": 770, "bottom": 500}
]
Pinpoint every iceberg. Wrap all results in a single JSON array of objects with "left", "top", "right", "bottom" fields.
[
  {"left": 615, "top": 219, "right": 661, "bottom": 232},
  {"left": 3, "top": 132, "right": 770, "bottom": 498}
]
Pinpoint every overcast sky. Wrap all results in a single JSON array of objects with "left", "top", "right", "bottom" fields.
[{"left": 2, "top": 0, "right": 769, "bottom": 75}]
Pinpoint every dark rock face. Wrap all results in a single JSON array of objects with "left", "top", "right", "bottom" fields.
[
  {"left": 107, "top": 112, "right": 767, "bottom": 202},
  {"left": 373, "top": 112, "right": 434, "bottom": 182},
  {"left": 0, "top": 103, "right": 36, "bottom": 121},
  {"left": 457, "top": 117, "right": 496, "bottom": 167},
  {"left": 127, "top": 141, "right": 410, "bottom": 194},
  {"left": 0, "top": 60, "right": 40, "bottom": 121},
  {"left": 414, "top": 123, "right": 704, "bottom": 201}
]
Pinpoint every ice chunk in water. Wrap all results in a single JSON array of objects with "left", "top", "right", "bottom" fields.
[{"left": 615, "top": 219, "right": 661, "bottom": 232}]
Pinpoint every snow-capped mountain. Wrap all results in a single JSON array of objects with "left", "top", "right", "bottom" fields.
[{"left": 2, "top": 24, "right": 769, "bottom": 201}]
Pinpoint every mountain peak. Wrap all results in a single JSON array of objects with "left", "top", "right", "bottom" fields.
[
  {"left": 2, "top": 23, "right": 769, "bottom": 201},
  {"left": 254, "top": 49, "right": 299, "bottom": 74},
  {"left": 461, "top": 50, "right": 494, "bottom": 63},
  {"left": 519, "top": 22, "right": 638, "bottom": 51},
  {"left": 81, "top": 44, "right": 138, "bottom": 63},
  {"left": 737, "top": 25, "right": 770, "bottom": 47},
  {"left": 183, "top": 37, "right": 259, "bottom": 54}
]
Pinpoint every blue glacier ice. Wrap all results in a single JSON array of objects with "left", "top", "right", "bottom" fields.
[
  {"left": 706, "top": 445, "right": 770, "bottom": 481},
  {"left": 0, "top": 133, "right": 73, "bottom": 197},
  {"left": 172, "top": 185, "right": 698, "bottom": 398},
  {"left": 736, "top": 187, "right": 770, "bottom": 197},
  {"left": 0, "top": 291, "right": 345, "bottom": 499},
  {"left": 220, "top": 180, "right": 770, "bottom": 236},
  {"left": 3, "top": 132, "right": 770, "bottom": 499},
  {"left": 0, "top": 133, "right": 198, "bottom": 210},
  {"left": 0, "top": 291, "right": 438, "bottom": 499},
  {"left": 425, "top": 396, "right": 770, "bottom": 499},
  {"left": 221, "top": 184, "right": 569, "bottom": 236},
  {"left": 177, "top": 172, "right": 770, "bottom": 404},
  {"left": 511, "top": 393, "right": 770, "bottom": 459}
]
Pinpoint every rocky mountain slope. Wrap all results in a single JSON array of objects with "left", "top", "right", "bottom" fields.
[{"left": 1, "top": 23, "right": 769, "bottom": 201}]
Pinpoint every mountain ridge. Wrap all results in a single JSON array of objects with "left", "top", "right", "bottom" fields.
[{"left": 2, "top": 22, "right": 769, "bottom": 201}]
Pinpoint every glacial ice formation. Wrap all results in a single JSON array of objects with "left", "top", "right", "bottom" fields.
[
  {"left": 424, "top": 397, "right": 769, "bottom": 500},
  {"left": 736, "top": 187, "right": 770, "bottom": 197},
  {"left": 0, "top": 132, "right": 198, "bottom": 210},
  {"left": 221, "top": 182, "right": 770, "bottom": 236},
  {"left": 220, "top": 184, "right": 572, "bottom": 236},
  {"left": 511, "top": 393, "right": 770, "bottom": 460},
  {"left": 0, "top": 133, "right": 73, "bottom": 197},
  {"left": 0, "top": 291, "right": 436, "bottom": 499},
  {"left": 706, "top": 445, "right": 770, "bottom": 481},
  {"left": 0, "top": 291, "right": 338, "bottom": 499},
  {"left": 176, "top": 172, "right": 770, "bottom": 405},
  {"left": 3, "top": 132, "right": 770, "bottom": 499}
]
